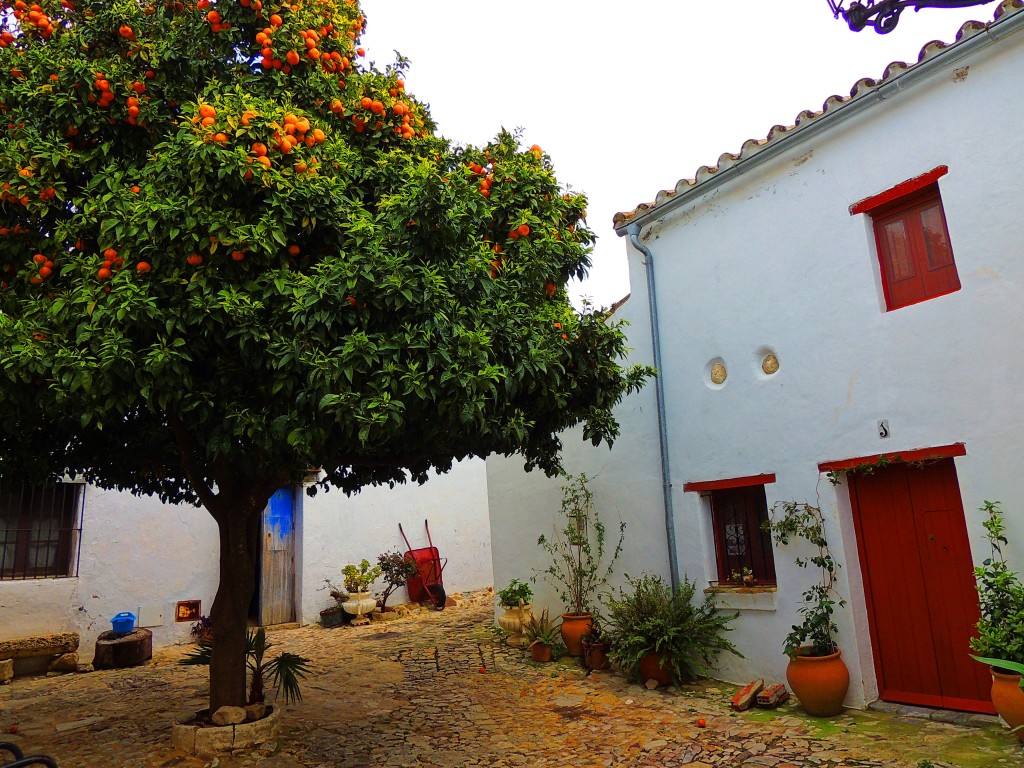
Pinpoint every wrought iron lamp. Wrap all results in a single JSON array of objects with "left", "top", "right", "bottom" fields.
[{"left": 827, "top": 0, "right": 997, "bottom": 33}]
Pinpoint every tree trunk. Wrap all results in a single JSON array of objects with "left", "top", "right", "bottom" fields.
[{"left": 208, "top": 501, "right": 262, "bottom": 712}]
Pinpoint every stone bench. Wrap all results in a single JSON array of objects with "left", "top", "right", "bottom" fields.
[{"left": 0, "top": 632, "right": 80, "bottom": 684}]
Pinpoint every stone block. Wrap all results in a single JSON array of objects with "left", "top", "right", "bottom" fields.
[
  {"left": 0, "top": 632, "right": 79, "bottom": 660},
  {"left": 212, "top": 706, "right": 246, "bottom": 726},
  {"left": 49, "top": 652, "right": 79, "bottom": 673},
  {"left": 244, "top": 703, "right": 267, "bottom": 722},
  {"left": 192, "top": 723, "right": 235, "bottom": 756},
  {"left": 0, "top": 658, "right": 13, "bottom": 684}
]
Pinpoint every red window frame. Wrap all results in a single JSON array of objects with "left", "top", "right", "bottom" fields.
[
  {"left": 851, "top": 167, "right": 960, "bottom": 312},
  {"left": 684, "top": 475, "right": 777, "bottom": 586}
]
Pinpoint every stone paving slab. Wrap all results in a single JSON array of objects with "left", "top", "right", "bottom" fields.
[{"left": 0, "top": 589, "right": 1021, "bottom": 768}]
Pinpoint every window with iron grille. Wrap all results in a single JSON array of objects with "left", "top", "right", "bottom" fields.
[
  {"left": 710, "top": 486, "right": 776, "bottom": 586},
  {"left": 0, "top": 483, "right": 84, "bottom": 580}
]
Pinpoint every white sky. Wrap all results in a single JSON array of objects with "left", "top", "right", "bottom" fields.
[{"left": 359, "top": 1, "right": 997, "bottom": 308}]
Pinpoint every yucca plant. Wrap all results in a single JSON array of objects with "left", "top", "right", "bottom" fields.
[
  {"left": 180, "top": 628, "right": 311, "bottom": 706},
  {"left": 604, "top": 573, "right": 740, "bottom": 686}
]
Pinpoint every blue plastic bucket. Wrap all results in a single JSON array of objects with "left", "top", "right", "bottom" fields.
[{"left": 111, "top": 611, "right": 137, "bottom": 634}]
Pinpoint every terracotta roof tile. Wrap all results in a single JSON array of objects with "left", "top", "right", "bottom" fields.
[{"left": 613, "top": 0, "right": 1023, "bottom": 231}]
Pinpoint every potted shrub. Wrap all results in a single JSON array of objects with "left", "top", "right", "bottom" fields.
[
  {"left": 765, "top": 501, "right": 849, "bottom": 716},
  {"left": 341, "top": 559, "right": 382, "bottom": 625},
  {"left": 319, "top": 580, "right": 348, "bottom": 628},
  {"left": 580, "top": 615, "right": 610, "bottom": 671},
  {"left": 604, "top": 573, "right": 740, "bottom": 686},
  {"left": 523, "top": 608, "right": 561, "bottom": 663},
  {"left": 190, "top": 616, "right": 214, "bottom": 645},
  {"left": 496, "top": 579, "right": 534, "bottom": 646},
  {"left": 970, "top": 500, "right": 1024, "bottom": 740},
  {"left": 535, "top": 473, "right": 624, "bottom": 656}
]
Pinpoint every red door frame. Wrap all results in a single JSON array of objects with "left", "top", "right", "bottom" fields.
[{"left": 826, "top": 449, "right": 993, "bottom": 714}]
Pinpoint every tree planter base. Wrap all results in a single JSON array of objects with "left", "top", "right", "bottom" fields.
[
  {"left": 93, "top": 629, "right": 152, "bottom": 670},
  {"left": 171, "top": 706, "right": 280, "bottom": 757},
  {"left": 559, "top": 613, "right": 592, "bottom": 657},
  {"left": 638, "top": 651, "right": 672, "bottom": 686}
]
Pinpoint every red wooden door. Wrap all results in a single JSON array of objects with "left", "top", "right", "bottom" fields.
[{"left": 849, "top": 459, "right": 993, "bottom": 713}]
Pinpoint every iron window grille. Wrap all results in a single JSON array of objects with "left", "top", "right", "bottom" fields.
[
  {"left": 0, "top": 482, "right": 85, "bottom": 580},
  {"left": 710, "top": 486, "right": 777, "bottom": 586}
]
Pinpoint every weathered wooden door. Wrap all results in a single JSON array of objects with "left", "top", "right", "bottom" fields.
[
  {"left": 849, "top": 459, "right": 993, "bottom": 713},
  {"left": 259, "top": 487, "right": 295, "bottom": 626}
]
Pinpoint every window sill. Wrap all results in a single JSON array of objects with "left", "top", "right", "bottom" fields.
[{"left": 704, "top": 585, "right": 777, "bottom": 612}]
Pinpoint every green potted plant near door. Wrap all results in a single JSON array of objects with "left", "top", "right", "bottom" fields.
[
  {"left": 765, "top": 501, "right": 849, "bottom": 716},
  {"left": 970, "top": 500, "right": 1024, "bottom": 741},
  {"left": 535, "top": 473, "right": 624, "bottom": 656}
]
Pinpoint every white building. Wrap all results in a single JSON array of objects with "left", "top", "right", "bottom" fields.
[
  {"left": 0, "top": 460, "right": 492, "bottom": 663},
  {"left": 487, "top": 1, "right": 1024, "bottom": 713}
]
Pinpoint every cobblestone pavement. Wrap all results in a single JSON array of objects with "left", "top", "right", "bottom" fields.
[{"left": 1, "top": 590, "right": 1022, "bottom": 768}]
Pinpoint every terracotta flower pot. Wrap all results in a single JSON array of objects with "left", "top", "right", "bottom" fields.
[
  {"left": 530, "top": 642, "right": 553, "bottom": 663},
  {"left": 583, "top": 641, "right": 610, "bottom": 671},
  {"left": 637, "top": 651, "right": 673, "bottom": 685},
  {"left": 991, "top": 667, "right": 1024, "bottom": 742},
  {"left": 786, "top": 649, "right": 850, "bottom": 717},
  {"left": 559, "top": 613, "right": 592, "bottom": 657}
]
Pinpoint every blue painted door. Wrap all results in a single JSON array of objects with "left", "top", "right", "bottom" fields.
[{"left": 259, "top": 488, "right": 295, "bottom": 625}]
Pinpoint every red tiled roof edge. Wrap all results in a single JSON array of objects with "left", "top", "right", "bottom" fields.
[{"left": 612, "top": 0, "right": 1023, "bottom": 231}]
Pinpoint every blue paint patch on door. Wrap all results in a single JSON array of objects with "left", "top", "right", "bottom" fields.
[{"left": 267, "top": 488, "right": 294, "bottom": 537}]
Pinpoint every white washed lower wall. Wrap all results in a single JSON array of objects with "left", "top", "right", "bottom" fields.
[{"left": 1, "top": 459, "right": 493, "bottom": 660}]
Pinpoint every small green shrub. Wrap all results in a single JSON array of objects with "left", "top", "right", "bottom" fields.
[
  {"left": 497, "top": 578, "right": 534, "bottom": 608},
  {"left": 604, "top": 573, "right": 741, "bottom": 686}
]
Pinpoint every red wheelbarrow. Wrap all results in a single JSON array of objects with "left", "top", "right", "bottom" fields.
[{"left": 399, "top": 520, "right": 447, "bottom": 610}]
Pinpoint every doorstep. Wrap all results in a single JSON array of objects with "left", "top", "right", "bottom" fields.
[{"left": 867, "top": 699, "right": 999, "bottom": 728}]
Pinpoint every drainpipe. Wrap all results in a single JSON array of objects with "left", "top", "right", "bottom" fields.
[{"left": 626, "top": 223, "right": 679, "bottom": 591}]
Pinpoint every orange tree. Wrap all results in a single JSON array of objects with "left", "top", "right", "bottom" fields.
[{"left": 0, "top": 0, "right": 653, "bottom": 710}]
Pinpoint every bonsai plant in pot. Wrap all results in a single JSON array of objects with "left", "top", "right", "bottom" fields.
[
  {"left": 970, "top": 500, "right": 1024, "bottom": 740},
  {"left": 604, "top": 573, "right": 740, "bottom": 687},
  {"left": 523, "top": 608, "right": 562, "bottom": 663},
  {"left": 765, "top": 501, "right": 849, "bottom": 717},
  {"left": 496, "top": 578, "right": 534, "bottom": 646},
  {"left": 535, "top": 473, "right": 624, "bottom": 656},
  {"left": 376, "top": 550, "right": 419, "bottom": 610}
]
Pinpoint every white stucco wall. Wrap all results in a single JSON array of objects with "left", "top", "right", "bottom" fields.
[
  {"left": 299, "top": 458, "right": 493, "bottom": 622},
  {"left": 489, "top": 17, "right": 1024, "bottom": 708},
  {"left": 634, "top": 25, "right": 1024, "bottom": 706},
  {"left": 0, "top": 487, "right": 220, "bottom": 662},
  {"left": 486, "top": 250, "right": 668, "bottom": 620},
  {"left": 1, "top": 459, "right": 492, "bottom": 660}
]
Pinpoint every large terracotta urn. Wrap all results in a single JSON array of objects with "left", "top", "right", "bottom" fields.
[
  {"left": 991, "top": 668, "right": 1024, "bottom": 742},
  {"left": 786, "top": 649, "right": 850, "bottom": 717},
  {"left": 559, "top": 613, "right": 592, "bottom": 657}
]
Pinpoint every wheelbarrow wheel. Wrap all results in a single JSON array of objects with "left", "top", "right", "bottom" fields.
[{"left": 427, "top": 583, "right": 446, "bottom": 611}]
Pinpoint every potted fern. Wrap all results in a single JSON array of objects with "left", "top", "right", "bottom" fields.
[
  {"left": 765, "top": 501, "right": 849, "bottom": 716},
  {"left": 604, "top": 573, "right": 740, "bottom": 686},
  {"left": 535, "top": 473, "right": 624, "bottom": 656}
]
